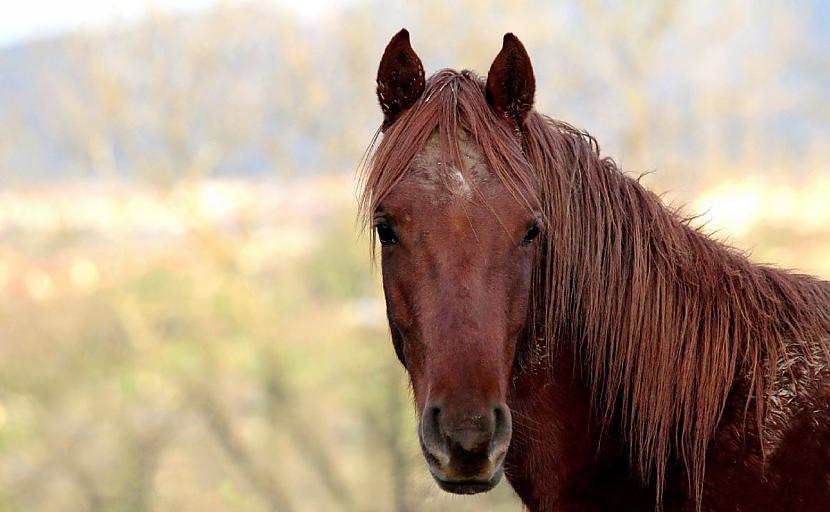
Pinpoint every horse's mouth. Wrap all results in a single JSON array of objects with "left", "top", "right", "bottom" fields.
[{"left": 432, "top": 467, "right": 503, "bottom": 495}]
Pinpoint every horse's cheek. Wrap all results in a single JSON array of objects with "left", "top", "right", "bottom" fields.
[{"left": 506, "top": 256, "right": 534, "bottom": 334}]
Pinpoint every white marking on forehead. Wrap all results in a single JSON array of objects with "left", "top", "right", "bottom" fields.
[
  {"left": 449, "top": 167, "right": 472, "bottom": 197},
  {"left": 410, "top": 131, "right": 491, "bottom": 202}
]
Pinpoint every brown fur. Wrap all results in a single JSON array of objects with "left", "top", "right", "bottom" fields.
[{"left": 361, "top": 55, "right": 830, "bottom": 510}]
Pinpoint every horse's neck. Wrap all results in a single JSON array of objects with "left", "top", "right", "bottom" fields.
[
  {"left": 506, "top": 346, "right": 653, "bottom": 509},
  {"left": 506, "top": 352, "right": 593, "bottom": 506}
]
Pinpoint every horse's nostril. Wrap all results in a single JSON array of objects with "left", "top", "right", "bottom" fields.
[
  {"left": 492, "top": 403, "right": 512, "bottom": 454},
  {"left": 421, "top": 400, "right": 512, "bottom": 473},
  {"left": 421, "top": 403, "right": 449, "bottom": 464},
  {"left": 428, "top": 403, "right": 442, "bottom": 435}
]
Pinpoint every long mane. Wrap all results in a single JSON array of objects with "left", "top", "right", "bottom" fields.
[{"left": 360, "top": 70, "right": 830, "bottom": 504}]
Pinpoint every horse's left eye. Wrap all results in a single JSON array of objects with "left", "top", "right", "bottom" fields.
[
  {"left": 376, "top": 223, "right": 399, "bottom": 246},
  {"left": 522, "top": 223, "right": 540, "bottom": 246}
]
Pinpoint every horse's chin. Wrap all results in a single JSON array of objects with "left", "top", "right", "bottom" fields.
[{"left": 431, "top": 467, "right": 504, "bottom": 495}]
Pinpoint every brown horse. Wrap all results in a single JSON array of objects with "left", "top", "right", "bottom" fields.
[{"left": 360, "top": 29, "right": 830, "bottom": 511}]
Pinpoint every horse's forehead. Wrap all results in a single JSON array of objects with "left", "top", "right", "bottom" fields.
[{"left": 406, "top": 132, "right": 493, "bottom": 202}]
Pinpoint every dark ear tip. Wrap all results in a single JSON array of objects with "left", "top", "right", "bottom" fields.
[
  {"left": 391, "top": 28, "right": 410, "bottom": 45},
  {"left": 501, "top": 33, "right": 525, "bottom": 52}
]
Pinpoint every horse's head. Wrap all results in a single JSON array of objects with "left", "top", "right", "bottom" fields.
[{"left": 366, "top": 30, "right": 540, "bottom": 494}]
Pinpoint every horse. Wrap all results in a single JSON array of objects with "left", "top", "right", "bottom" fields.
[{"left": 360, "top": 29, "right": 830, "bottom": 511}]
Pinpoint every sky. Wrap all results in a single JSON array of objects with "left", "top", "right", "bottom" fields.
[{"left": 0, "top": 0, "right": 335, "bottom": 48}]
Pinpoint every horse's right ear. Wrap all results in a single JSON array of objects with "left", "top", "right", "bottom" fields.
[{"left": 376, "top": 29, "right": 425, "bottom": 130}]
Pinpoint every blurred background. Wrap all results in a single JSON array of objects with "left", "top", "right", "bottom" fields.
[{"left": 0, "top": 1, "right": 828, "bottom": 510}]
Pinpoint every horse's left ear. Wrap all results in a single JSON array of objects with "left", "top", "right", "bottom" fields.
[
  {"left": 486, "top": 33, "right": 535, "bottom": 126},
  {"left": 377, "top": 29, "right": 426, "bottom": 130}
]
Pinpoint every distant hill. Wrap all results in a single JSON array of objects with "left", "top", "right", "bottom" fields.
[
  {"left": 0, "top": 4, "right": 386, "bottom": 183},
  {"left": 0, "top": 1, "right": 827, "bottom": 184}
]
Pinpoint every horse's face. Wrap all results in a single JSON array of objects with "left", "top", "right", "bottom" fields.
[
  {"left": 371, "top": 30, "right": 538, "bottom": 494},
  {"left": 375, "top": 132, "right": 538, "bottom": 492}
]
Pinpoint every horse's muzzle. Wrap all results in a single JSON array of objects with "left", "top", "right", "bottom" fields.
[{"left": 419, "top": 400, "right": 512, "bottom": 493}]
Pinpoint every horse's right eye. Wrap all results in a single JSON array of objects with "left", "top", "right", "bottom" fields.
[{"left": 376, "top": 224, "right": 399, "bottom": 246}]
